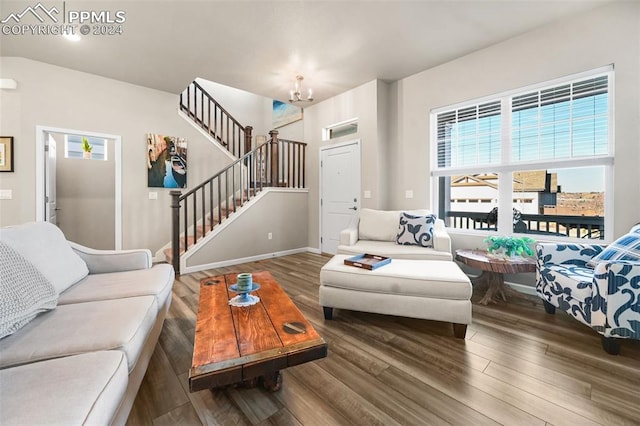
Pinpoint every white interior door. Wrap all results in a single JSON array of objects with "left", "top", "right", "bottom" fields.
[
  {"left": 45, "top": 133, "right": 57, "bottom": 225},
  {"left": 320, "top": 140, "right": 361, "bottom": 254}
]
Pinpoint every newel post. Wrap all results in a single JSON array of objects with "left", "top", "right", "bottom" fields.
[
  {"left": 170, "top": 190, "right": 182, "bottom": 275},
  {"left": 269, "top": 129, "right": 279, "bottom": 187},
  {"left": 244, "top": 126, "right": 253, "bottom": 156}
]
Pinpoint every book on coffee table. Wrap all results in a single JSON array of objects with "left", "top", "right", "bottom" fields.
[{"left": 344, "top": 254, "right": 391, "bottom": 270}]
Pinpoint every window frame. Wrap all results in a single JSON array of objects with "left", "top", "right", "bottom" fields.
[
  {"left": 430, "top": 65, "right": 614, "bottom": 243},
  {"left": 322, "top": 117, "right": 358, "bottom": 141},
  {"left": 65, "top": 134, "right": 108, "bottom": 160}
]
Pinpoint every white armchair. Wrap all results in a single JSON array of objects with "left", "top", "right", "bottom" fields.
[{"left": 336, "top": 208, "right": 452, "bottom": 261}]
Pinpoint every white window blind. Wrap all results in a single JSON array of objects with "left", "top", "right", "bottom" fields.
[
  {"left": 511, "top": 75, "right": 609, "bottom": 162},
  {"left": 436, "top": 100, "right": 501, "bottom": 169}
]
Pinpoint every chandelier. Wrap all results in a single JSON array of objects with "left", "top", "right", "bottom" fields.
[{"left": 289, "top": 75, "right": 314, "bottom": 103}]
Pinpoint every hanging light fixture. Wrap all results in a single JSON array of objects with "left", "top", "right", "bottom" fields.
[{"left": 289, "top": 75, "right": 314, "bottom": 103}]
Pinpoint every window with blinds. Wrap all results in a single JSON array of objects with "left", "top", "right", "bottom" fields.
[
  {"left": 436, "top": 101, "right": 501, "bottom": 168},
  {"left": 512, "top": 75, "right": 608, "bottom": 162},
  {"left": 430, "top": 67, "right": 612, "bottom": 240}
]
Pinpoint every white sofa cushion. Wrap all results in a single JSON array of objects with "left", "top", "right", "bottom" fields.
[
  {"left": 0, "top": 242, "right": 58, "bottom": 339},
  {"left": 337, "top": 240, "right": 452, "bottom": 261},
  {"left": 0, "top": 222, "right": 88, "bottom": 294},
  {"left": 358, "top": 209, "right": 400, "bottom": 241},
  {"left": 0, "top": 296, "right": 157, "bottom": 372},
  {"left": 320, "top": 256, "right": 472, "bottom": 300},
  {"left": 0, "top": 351, "right": 128, "bottom": 426},
  {"left": 58, "top": 264, "right": 174, "bottom": 310}
]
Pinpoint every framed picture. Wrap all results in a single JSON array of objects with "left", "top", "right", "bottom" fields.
[
  {"left": 146, "top": 133, "right": 187, "bottom": 188},
  {"left": 0, "top": 136, "right": 14, "bottom": 172},
  {"left": 273, "top": 100, "right": 303, "bottom": 128}
]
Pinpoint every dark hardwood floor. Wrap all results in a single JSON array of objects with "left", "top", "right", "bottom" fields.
[{"left": 126, "top": 253, "right": 640, "bottom": 426}]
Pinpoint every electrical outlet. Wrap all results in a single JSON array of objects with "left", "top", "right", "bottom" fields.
[
  {"left": 148, "top": 192, "right": 158, "bottom": 200},
  {"left": 0, "top": 189, "right": 12, "bottom": 200},
  {"left": 405, "top": 190, "right": 413, "bottom": 199},
  {"left": 268, "top": 232, "right": 273, "bottom": 240}
]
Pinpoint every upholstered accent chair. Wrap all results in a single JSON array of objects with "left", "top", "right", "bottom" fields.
[{"left": 536, "top": 225, "right": 640, "bottom": 355}]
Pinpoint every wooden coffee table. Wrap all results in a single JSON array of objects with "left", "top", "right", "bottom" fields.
[
  {"left": 189, "top": 271, "right": 327, "bottom": 392},
  {"left": 455, "top": 249, "right": 536, "bottom": 305}
]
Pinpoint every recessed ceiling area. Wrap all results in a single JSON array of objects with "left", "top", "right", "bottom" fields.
[{"left": 0, "top": 0, "right": 613, "bottom": 103}]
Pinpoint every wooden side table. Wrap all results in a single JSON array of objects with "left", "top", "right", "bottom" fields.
[{"left": 455, "top": 249, "right": 536, "bottom": 305}]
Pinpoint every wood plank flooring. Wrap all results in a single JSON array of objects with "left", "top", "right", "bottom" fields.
[{"left": 126, "top": 253, "right": 640, "bottom": 426}]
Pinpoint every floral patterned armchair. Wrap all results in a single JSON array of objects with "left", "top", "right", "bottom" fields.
[{"left": 536, "top": 226, "right": 640, "bottom": 355}]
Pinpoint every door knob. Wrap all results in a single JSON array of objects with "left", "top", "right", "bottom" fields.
[{"left": 349, "top": 206, "right": 358, "bottom": 210}]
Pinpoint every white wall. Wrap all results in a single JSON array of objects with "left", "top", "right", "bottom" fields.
[
  {"left": 195, "top": 78, "right": 272, "bottom": 139},
  {"left": 186, "top": 189, "right": 309, "bottom": 268},
  {"left": 194, "top": 78, "right": 305, "bottom": 143},
  {"left": 303, "top": 79, "right": 391, "bottom": 249},
  {"left": 389, "top": 1, "right": 639, "bottom": 243},
  {"left": 388, "top": 1, "right": 640, "bottom": 287},
  {"left": 0, "top": 57, "right": 235, "bottom": 253}
]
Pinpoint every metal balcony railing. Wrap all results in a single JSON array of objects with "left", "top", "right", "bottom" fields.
[{"left": 446, "top": 210, "right": 604, "bottom": 239}]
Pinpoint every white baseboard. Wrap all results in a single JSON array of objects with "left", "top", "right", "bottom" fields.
[{"left": 181, "top": 247, "right": 314, "bottom": 274}]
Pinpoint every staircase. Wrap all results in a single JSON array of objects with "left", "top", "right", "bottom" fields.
[
  {"left": 180, "top": 80, "right": 252, "bottom": 158},
  {"left": 168, "top": 81, "right": 307, "bottom": 274}
]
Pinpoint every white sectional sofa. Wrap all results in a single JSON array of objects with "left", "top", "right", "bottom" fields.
[
  {"left": 337, "top": 208, "right": 452, "bottom": 261},
  {"left": 0, "top": 222, "right": 174, "bottom": 425}
]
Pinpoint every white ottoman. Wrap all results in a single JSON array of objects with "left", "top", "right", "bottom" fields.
[{"left": 319, "top": 255, "right": 472, "bottom": 338}]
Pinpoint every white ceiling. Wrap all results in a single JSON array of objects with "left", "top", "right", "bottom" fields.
[{"left": 0, "top": 0, "right": 612, "bottom": 103}]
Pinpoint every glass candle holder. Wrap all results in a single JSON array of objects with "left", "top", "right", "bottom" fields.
[{"left": 236, "top": 273, "right": 252, "bottom": 291}]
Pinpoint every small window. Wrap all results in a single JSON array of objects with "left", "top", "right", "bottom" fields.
[
  {"left": 66, "top": 134, "right": 107, "bottom": 160},
  {"left": 323, "top": 118, "right": 358, "bottom": 141}
]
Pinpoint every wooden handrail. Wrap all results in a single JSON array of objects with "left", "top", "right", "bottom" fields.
[
  {"left": 170, "top": 132, "right": 307, "bottom": 274},
  {"left": 179, "top": 81, "right": 252, "bottom": 158}
]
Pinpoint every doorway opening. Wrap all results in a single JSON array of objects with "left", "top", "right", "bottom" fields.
[{"left": 35, "top": 126, "right": 122, "bottom": 250}]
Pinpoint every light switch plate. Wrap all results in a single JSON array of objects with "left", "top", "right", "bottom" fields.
[
  {"left": 364, "top": 190, "right": 372, "bottom": 199},
  {"left": 0, "top": 189, "right": 12, "bottom": 200},
  {"left": 149, "top": 192, "right": 158, "bottom": 200}
]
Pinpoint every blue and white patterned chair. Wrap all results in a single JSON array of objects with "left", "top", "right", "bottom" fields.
[{"left": 536, "top": 225, "right": 640, "bottom": 355}]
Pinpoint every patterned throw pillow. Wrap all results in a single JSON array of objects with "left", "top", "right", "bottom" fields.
[
  {"left": 396, "top": 212, "right": 436, "bottom": 247},
  {"left": 587, "top": 227, "right": 640, "bottom": 267}
]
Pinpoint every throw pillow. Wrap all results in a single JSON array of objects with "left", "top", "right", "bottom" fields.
[
  {"left": 358, "top": 209, "right": 401, "bottom": 241},
  {"left": 0, "top": 222, "right": 88, "bottom": 294},
  {"left": 396, "top": 212, "right": 436, "bottom": 247},
  {"left": 587, "top": 227, "right": 640, "bottom": 268},
  {"left": 0, "top": 241, "right": 58, "bottom": 339}
]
